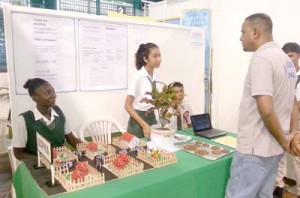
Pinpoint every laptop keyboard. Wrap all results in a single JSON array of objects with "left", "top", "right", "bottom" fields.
[{"left": 197, "top": 129, "right": 227, "bottom": 138}]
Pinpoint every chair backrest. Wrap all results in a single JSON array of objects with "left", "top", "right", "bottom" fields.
[
  {"left": 0, "top": 119, "right": 11, "bottom": 154},
  {"left": 79, "top": 115, "right": 126, "bottom": 144},
  {"left": 0, "top": 119, "right": 20, "bottom": 173},
  {"left": 0, "top": 87, "right": 10, "bottom": 120}
]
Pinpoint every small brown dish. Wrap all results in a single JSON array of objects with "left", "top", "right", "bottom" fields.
[
  {"left": 211, "top": 146, "right": 220, "bottom": 150},
  {"left": 183, "top": 145, "right": 197, "bottom": 151},
  {"left": 195, "top": 149, "right": 209, "bottom": 156},
  {"left": 211, "top": 150, "right": 222, "bottom": 155},
  {"left": 221, "top": 149, "right": 230, "bottom": 154},
  {"left": 202, "top": 143, "right": 209, "bottom": 147}
]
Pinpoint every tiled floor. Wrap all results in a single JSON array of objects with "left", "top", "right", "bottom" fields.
[{"left": 0, "top": 153, "right": 298, "bottom": 198}]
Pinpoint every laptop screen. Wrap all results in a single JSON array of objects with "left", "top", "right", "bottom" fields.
[{"left": 190, "top": 113, "right": 213, "bottom": 132}]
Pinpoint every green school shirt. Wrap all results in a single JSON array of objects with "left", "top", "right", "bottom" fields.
[{"left": 22, "top": 105, "right": 66, "bottom": 155}]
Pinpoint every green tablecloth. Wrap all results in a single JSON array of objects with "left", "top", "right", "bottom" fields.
[{"left": 13, "top": 129, "right": 235, "bottom": 198}]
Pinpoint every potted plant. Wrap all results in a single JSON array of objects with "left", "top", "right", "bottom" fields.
[{"left": 143, "top": 78, "right": 177, "bottom": 150}]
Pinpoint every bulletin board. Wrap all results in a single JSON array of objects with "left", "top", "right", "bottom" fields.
[
  {"left": 78, "top": 20, "right": 127, "bottom": 91},
  {"left": 11, "top": 13, "right": 77, "bottom": 94},
  {"left": 3, "top": 4, "right": 205, "bottom": 133}
]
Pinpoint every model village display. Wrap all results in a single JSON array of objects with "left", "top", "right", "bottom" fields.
[
  {"left": 35, "top": 82, "right": 232, "bottom": 192},
  {"left": 36, "top": 131, "right": 178, "bottom": 192}
]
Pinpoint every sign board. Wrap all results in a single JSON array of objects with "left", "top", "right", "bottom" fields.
[{"left": 36, "top": 132, "right": 52, "bottom": 163}]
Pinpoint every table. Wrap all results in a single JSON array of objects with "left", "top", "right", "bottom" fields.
[{"left": 13, "top": 129, "right": 235, "bottom": 198}]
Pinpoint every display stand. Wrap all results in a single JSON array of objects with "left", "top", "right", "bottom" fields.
[{"left": 36, "top": 132, "right": 58, "bottom": 187}]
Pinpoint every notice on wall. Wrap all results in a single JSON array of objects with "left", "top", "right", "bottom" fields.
[
  {"left": 78, "top": 20, "right": 128, "bottom": 91},
  {"left": 11, "top": 13, "right": 77, "bottom": 94},
  {"left": 190, "top": 27, "right": 205, "bottom": 45}
]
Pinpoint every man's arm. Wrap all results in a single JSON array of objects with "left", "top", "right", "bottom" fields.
[
  {"left": 255, "top": 95, "right": 289, "bottom": 151},
  {"left": 290, "top": 97, "right": 299, "bottom": 132},
  {"left": 297, "top": 101, "right": 300, "bottom": 113}
]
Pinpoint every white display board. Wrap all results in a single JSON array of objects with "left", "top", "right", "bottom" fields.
[
  {"left": 11, "top": 13, "right": 77, "bottom": 94},
  {"left": 78, "top": 20, "right": 127, "bottom": 91},
  {"left": 3, "top": 5, "right": 205, "bottom": 133}
]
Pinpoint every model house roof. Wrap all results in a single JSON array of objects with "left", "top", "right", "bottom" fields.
[{"left": 121, "top": 132, "right": 136, "bottom": 141}]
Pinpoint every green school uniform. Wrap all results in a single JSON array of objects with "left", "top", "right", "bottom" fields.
[
  {"left": 22, "top": 105, "right": 65, "bottom": 155},
  {"left": 127, "top": 110, "right": 157, "bottom": 138}
]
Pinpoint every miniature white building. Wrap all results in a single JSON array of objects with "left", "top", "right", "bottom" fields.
[{"left": 121, "top": 132, "right": 139, "bottom": 149}]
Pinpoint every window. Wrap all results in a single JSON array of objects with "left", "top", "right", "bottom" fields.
[{"left": 0, "top": 8, "right": 6, "bottom": 72}]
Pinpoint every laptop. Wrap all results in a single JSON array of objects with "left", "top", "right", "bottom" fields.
[{"left": 190, "top": 113, "right": 227, "bottom": 139}]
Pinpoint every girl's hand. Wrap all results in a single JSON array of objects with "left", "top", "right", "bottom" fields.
[{"left": 142, "top": 124, "right": 151, "bottom": 138}]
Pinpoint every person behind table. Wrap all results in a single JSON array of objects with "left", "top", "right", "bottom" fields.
[
  {"left": 274, "top": 42, "right": 300, "bottom": 198},
  {"left": 168, "top": 82, "right": 193, "bottom": 131},
  {"left": 225, "top": 13, "right": 298, "bottom": 197},
  {"left": 125, "top": 43, "right": 161, "bottom": 138},
  {"left": 12, "top": 78, "right": 82, "bottom": 160}
]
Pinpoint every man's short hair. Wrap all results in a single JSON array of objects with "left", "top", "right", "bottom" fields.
[
  {"left": 245, "top": 13, "right": 273, "bottom": 33},
  {"left": 282, "top": 42, "right": 300, "bottom": 54}
]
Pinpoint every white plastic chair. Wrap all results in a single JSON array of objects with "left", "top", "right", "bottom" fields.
[
  {"left": 0, "top": 119, "right": 12, "bottom": 155},
  {"left": 0, "top": 119, "right": 18, "bottom": 198},
  {"left": 79, "top": 115, "right": 126, "bottom": 144},
  {"left": 8, "top": 147, "right": 18, "bottom": 198},
  {"left": 0, "top": 119, "right": 19, "bottom": 171}
]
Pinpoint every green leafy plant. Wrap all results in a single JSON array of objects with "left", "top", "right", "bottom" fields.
[{"left": 143, "top": 79, "right": 177, "bottom": 129}]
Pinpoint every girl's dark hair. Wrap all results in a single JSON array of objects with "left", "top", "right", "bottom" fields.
[
  {"left": 23, "top": 78, "right": 48, "bottom": 96},
  {"left": 135, "top": 43, "right": 159, "bottom": 70}
]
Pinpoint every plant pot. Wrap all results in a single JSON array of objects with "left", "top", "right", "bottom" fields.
[{"left": 150, "top": 124, "right": 175, "bottom": 151}]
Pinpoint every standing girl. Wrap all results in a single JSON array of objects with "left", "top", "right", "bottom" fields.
[{"left": 125, "top": 43, "right": 161, "bottom": 138}]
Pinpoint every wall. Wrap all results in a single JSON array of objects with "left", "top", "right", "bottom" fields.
[
  {"left": 148, "top": 0, "right": 209, "bottom": 20},
  {"left": 149, "top": 0, "right": 300, "bottom": 133},
  {"left": 3, "top": 5, "right": 205, "bottom": 134},
  {"left": 0, "top": 73, "right": 8, "bottom": 88},
  {"left": 3, "top": 1, "right": 299, "bottom": 134},
  {"left": 0, "top": 72, "right": 10, "bottom": 119}
]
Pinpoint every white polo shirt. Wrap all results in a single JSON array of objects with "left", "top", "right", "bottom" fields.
[
  {"left": 127, "top": 67, "right": 159, "bottom": 111},
  {"left": 12, "top": 107, "right": 71, "bottom": 148},
  {"left": 237, "top": 42, "right": 296, "bottom": 157}
]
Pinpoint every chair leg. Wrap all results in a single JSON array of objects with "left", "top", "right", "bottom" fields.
[
  {"left": 11, "top": 184, "right": 16, "bottom": 198},
  {"left": 4, "top": 184, "right": 15, "bottom": 198},
  {"left": 4, "top": 189, "right": 10, "bottom": 198},
  {"left": 8, "top": 148, "right": 19, "bottom": 172}
]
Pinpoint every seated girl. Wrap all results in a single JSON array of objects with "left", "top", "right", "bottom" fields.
[{"left": 12, "top": 78, "right": 82, "bottom": 160}]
